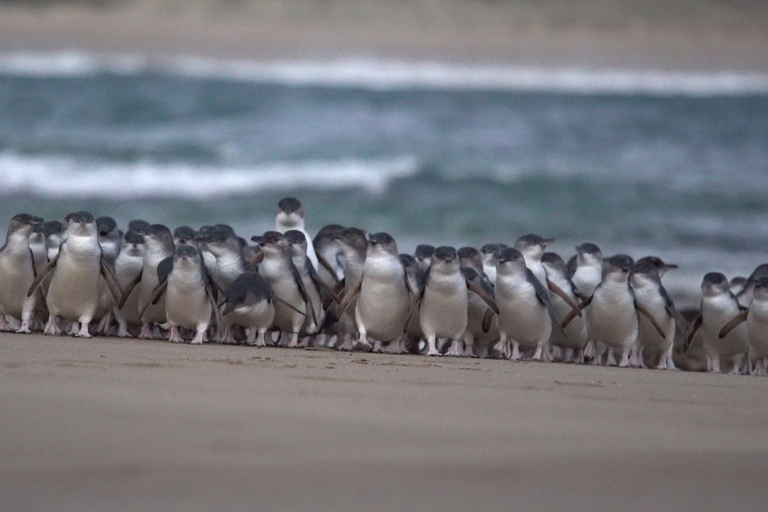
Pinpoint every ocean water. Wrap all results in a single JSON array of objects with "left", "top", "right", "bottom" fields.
[{"left": 1, "top": 51, "right": 768, "bottom": 306}]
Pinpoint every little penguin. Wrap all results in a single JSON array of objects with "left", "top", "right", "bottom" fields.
[
  {"left": 493, "top": 247, "right": 561, "bottom": 361},
  {"left": 717, "top": 277, "right": 768, "bottom": 375},
  {"left": 0, "top": 214, "right": 43, "bottom": 333},
  {"left": 275, "top": 197, "right": 319, "bottom": 271},
  {"left": 139, "top": 245, "right": 220, "bottom": 344},
  {"left": 28, "top": 211, "right": 122, "bottom": 338},
  {"left": 222, "top": 272, "right": 276, "bottom": 347}
]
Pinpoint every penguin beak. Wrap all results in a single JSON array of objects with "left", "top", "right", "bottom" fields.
[
  {"left": 665, "top": 263, "right": 679, "bottom": 270},
  {"left": 251, "top": 235, "right": 265, "bottom": 245},
  {"left": 541, "top": 238, "right": 556, "bottom": 248}
]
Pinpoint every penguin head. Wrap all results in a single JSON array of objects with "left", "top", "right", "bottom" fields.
[
  {"left": 127, "top": 219, "right": 150, "bottom": 235},
  {"left": 541, "top": 252, "right": 567, "bottom": 278},
  {"left": 313, "top": 224, "right": 344, "bottom": 248},
  {"left": 575, "top": 243, "right": 602, "bottom": 266},
  {"left": 495, "top": 247, "right": 526, "bottom": 274},
  {"left": 173, "top": 226, "right": 197, "bottom": 247},
  {"left": 514, "top": 234, "right": 555, "bottom": 261},
  {"left": 201, "top": 225, "right": 238, "bottom": 256},
  {"left": 752, "top": 277, "right": 768, "bottom": 301},
  {"left": 123, "top": 230, "right": 146, "bottom": 255},
  {"left": 6, "top": 213, "right": 41, "bottom": 240},
  {"left": 368, "top": 232, "right": 398, "bottom": 256},
  {"left": 276, "top": 197, "right": 305, "bottom": 230},
  {"left": 729, "top": 276, "right": 748, "bottom": 296},
  {"left": 96, "top": 216, "right": 118, "bottom": 238},
  {"left": 480, "top": 243, "right": 507, "bottom": 263},
  {"left": 430, "top": 246, "right": 460, "bottom": 274},
  {"left": 701, "top": 272, "right": 729, "bottom": 297},
  {"left": 63, "top": 211, "right": 96, "bottom": 237},
  {"left": 636, "top": 256, "right": 678, "bottom": 279},
  {"left": 603, "top": 254, "right": 633, "bottom": 283},
  {"left": 333, "top": 227, "right": 368, "bottom": 256},
  {"left": 144, "top": 224, "right": 174, "bottom": 254},
  {"left": 252, "top": 231, "right": 287, "bottom": 255},
  {"left": 174, "top": 244, "right": 202, "bottom": 267},
  {"left": 414, "top": 244, "right": 435, "bottom": 269},
  {"left": 457, "top": 246, "right": 483, "bottom": 272}
]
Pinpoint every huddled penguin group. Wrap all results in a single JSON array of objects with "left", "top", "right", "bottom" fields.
[{"left": 0, "top": 197, "right": 765, "bottom": 375}]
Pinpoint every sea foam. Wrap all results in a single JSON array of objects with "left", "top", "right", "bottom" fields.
[
  {"left": 0, "top": 152, "right": 419, "bottom": 198},
  {"left": 1, "top": 51, "right": 768, "bottom": 96}
]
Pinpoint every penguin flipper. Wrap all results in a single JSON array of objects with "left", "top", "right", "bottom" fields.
[
  {"left": 27, "top": 250, "right": 59, "bottom": 297},
  {"left": 315, "top": 252, "right": 339, "bottom": 284},
  {"left": 719, "top": 311, "right": 749, "bottom": 339},
  {"left": 561, "top": 295, "right": 593, "bottom": 328},
  {"left": 311, "top": 273, "right": 342, "bottom": 307},
  {"left": 206, "top": 283, "right": 222, "bottom": 330},
  {"left": 250, "top": 250, "right": 264, "bottom": 267},
  {"left": 481, "top": 308, "right": 495, "bottom": 333},
  {"left": 274, "top": 297, "right": 308, "bottom": 317},
  {"left": 118, "top": 269, "right": 143, "bottom": 309},
  {"left": 100, "top": 259, "right": 124, "bottom": 303},
  {"left": 334, "top": 278, "right": 346, "bottom": 295},
  {"left": 138, "top": 280, "right": 168, "bottom": 320},
  {"left": 684, "top": 314, "right": 703, "bottom": 352},
  {"left": 546, "top": 277, "right": 582, "bottom": 315},
  {"left": 635, "top": 302, "right": 666, "bottom": 339},
  {"left": 403, "top": 285, "right": 425, "bottom": 334},
  {"left": 335, "top": 278, "right": 362, "bottom": 319},
  {"left": 466, "top": 278, "right": 499, "bottom": 314},
  {"left": 291, "top": 262, "right": 318, "bottom": 329}
]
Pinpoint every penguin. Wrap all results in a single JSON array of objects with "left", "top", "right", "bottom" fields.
[
  {"left": 493, "top": 247, "right": 561, "bottom": 361},
  {"left": 729, "top": 276, "right": 748, "bottom": 297},
  {"left": 399, "top": 253, "right": 427, "bottom": 354},
  {"left": 718, "top": 277, "right": 768, "bottom": 375},
  {"left": 332, "top": 227, "right": 368, "bottom": 350},
  {"left": 0, "top": 214, "right": 43, "bottom": 333},
  {"left": 197, "top": 225, "right": 252, "bottom": 292},
  {"left": 412, "top": 246, "right": 498, "bottom": 356},
  {"left": 685, "top": 272, "right": 749, "bottom": 374},
  {"left": 541, "top": 252, "right": 588, "bottom": 363},
  {"left": 284, "top": 229, "right": 340, "bottom": 337},
  {"left": 274, "top": 197, "right": 319, "bottom": 271},
  {"left": 221, "top": 272, "right": 276, "bottom": 347},
  {"left": 334, "top": 233, "right": 412, "bottom": 352},
  {"left": 563, "top": 255, "right": 666, "bottom": 367},
  {"left": 414, "top": 244, "right": 435, "bottom": 273},
  {"left": 458, "top": 246, "right": 499, "bottom": 358},
  {"left": 252, "top": 231, "right": 313, "bottom": 348},
  {"left": 631, "top": 258, "right": 678, "bottom": 370},
  {"left": 138, "top": 245, "right": 220, "bottom": 344},
  {"left": 121, "top": 224, "right": 175, "bottom": 339},
  {"left": 28, "top": 211, "right": 122, "bottom": 338},
  {"left": 113, "top": 230, "right": 146, "bottom": 337},
  {"left": 93, "top": 216, "right": 122, "bottom": 334}
]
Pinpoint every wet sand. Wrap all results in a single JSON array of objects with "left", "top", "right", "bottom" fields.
[
  {"left": 1, "top": 0, "right": 767, "bottom": 70},
  {"left": 1, "top": 332, "right": 767, "bottom": 511}
]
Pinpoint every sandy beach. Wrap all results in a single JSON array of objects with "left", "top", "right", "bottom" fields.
[
  {"left": 1, "top": 0, "right": 767, "bottom": 70},
  {"left": 1, "top": 332, "right": 767, "bottom": 510}
]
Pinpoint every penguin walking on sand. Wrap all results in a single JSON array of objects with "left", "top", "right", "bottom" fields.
[
  {"left": 334, "top": 233, "right": 412, "bottom": 352},
  {"left": 718, "top": 277, "right": 768, "bottom": 375},
  {"left": 541, "top": 252, "right": 588, "bottom": 363},
  {"left": 253, "top": 231, "right": 314, "bottom": 348},
  {"left": 411, "top": 246, "right": 498, "bottom": 357},
  {"left": 113, "top": 230, "right": 146, "bottom": 337},
  {"left": 221, "top": 272, "right": 276, "bottom": 347},
  {"left": 493, "top": 247, "right": 563, "bottom": 361},
  {"left": 0, "top": 214, "right": 43, "bottom": 333},
  {"left": 138, "top": 245, "right": 220, "bottom": 344},
  {"left": 685, "top": 272, "right": 749, "bottom": 374},
  {"left": 28, "top": 211, "right": 122, "bottom": 338},
  {"left": 631, "top": 258, "right": 678, "bottom": 370}
]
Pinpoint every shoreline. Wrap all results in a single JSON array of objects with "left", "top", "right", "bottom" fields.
[{"left": 1, "top": 2, "right": 768, "bottom": 71}]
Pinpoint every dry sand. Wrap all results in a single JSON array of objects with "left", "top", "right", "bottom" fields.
[
  {"left": 1, "top": 0, "right": 767, "bottom": 69},
  {"left": 1, "top": 332, "right": 767, "bottom": 511}
]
